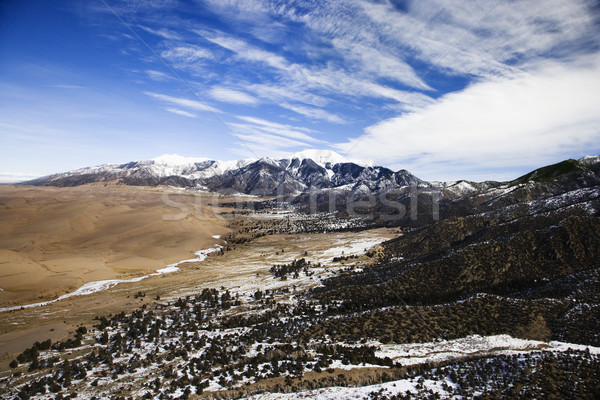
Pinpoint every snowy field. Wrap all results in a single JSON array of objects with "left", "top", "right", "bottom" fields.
[
  {"left": 164, "top": 232, "right": 390, "bottom": 304},
  {"left": 241, "top": 335, "right": 600, "bottom": 400},
  {"left": 243, "top": 378, "right": 451, "bottom": 400},
  {"left": 372, "top": 334, "right": 600, "bottom": 364}
]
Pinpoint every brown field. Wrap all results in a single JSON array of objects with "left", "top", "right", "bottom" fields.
[
  {"left": 0, "top": 184, "right": 397, "bottom": 369},
  {"left": 0, "top": 185, "right": 231, "bottom": 308},
  {"left": 0, "top": 224, "right": 394, "bottom": 369}
]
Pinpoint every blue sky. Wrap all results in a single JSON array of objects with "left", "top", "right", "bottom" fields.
[{"left": 1, "top": 0, "right": 600, "bottom": 182}]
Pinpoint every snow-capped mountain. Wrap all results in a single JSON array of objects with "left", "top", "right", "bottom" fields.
[
  {"left": 24, "top": 152, "right": 600, "bottom": 202},
  {"left": 286, "top": 149, "right": 374, "bottom": 169},
  {"left": 25, "top": 150, "right": 427, "bottom": 195}
]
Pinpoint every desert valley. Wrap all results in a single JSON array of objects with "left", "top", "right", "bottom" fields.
[{"left": 0, "top": 153, "right": 599, "bottom": 399}]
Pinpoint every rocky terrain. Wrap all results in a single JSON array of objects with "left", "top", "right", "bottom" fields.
[
  {"left": 2, "top": 154, "right": 600, "bottom": 399},
  {"left": 25, "top": 150, "right": 427, "bottom": 196}
]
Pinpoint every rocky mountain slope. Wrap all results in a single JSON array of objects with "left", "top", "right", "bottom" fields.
[
  {"left": 24, "top": 150, "right": 427, "bottom": 195},
  {"left": 26, "top": 152, "right": 599, "bottom": 209},
  {"left": 4, "top": 154, "right": 600, "bottom": 399},
  {"left": 309, "top": 155, "right": 600, "bottom": 348}
]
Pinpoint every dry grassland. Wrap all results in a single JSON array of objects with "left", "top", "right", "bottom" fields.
[
  {"left": 0, "top": 185, "right": 230, "bottom": 307},
  {"left": 0, "top": 184, "right": 395, "bottom": 369}
]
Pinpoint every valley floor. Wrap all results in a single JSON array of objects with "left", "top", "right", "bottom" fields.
[
  {"left": 1, "top": 185, "right": 599, "bottom": 399},
  {"left": 0, "top": 210, "right": 395, "bottom": 368},
  {"left": 0, "top": 185, "right": 233, "bottom": 308}
]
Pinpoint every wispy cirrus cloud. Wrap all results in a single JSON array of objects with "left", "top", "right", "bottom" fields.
[
  {"left": 247, "top": 83, "right": 329, "bottom": 108},
  {"left": 144, "top": 92, "right": 221, "bottom": 114},
  {"left": 231, "top": 115, "right": 325, "bottom": 149},
  {"left": 209, "top": 87, "right": 259, "bottom": 105},
  {"left": 348, "top": 0, "right": 599, "bottom": 78},
  {"left": 165, "top": 107, "right": 197, "bottom": 118},
  {"left": 160, "top": 45, "right": 212, "bottom": 64},
  {"left": 330, "top": 39, "right": 433, "bottom": 90},
  {"left": 201, "top": 0, "right": 287, "bottom": 43},
  {"left": 199, "top": 30, "right": 435, "bottom": 120},
  {"left": 236, "top": 131, "right": 308, "bottom": 150},
  {"left": 138, "top": 25, "right": 182, "bottom": 40},
  {"left": 203, "top": 1, "right": 598, "bottom": 104},
  {"left": 145, "top": 69, "right": 172, "bottom": 81},
  {"left": 121, "top": 0, "right": 599, "bottom": 131},
  {"left": 279, "top": 103, "right": 345, "bottom": 124},
  {"left": 201, "top": 32, "right": 290, "bottom": 71},
  {"left": 67, "top": 0, "right": 600, "bottom": 177}
]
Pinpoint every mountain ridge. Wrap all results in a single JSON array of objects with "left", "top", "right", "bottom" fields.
[
  {"left": 23, "top": 150, "right": 425, "bottom": 196},
  {"left": 22, "top": 153, "right": 600, "bottom": 201}
]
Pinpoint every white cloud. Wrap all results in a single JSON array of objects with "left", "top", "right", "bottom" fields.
[
  {"left": 138, "top": 25, "right": 182, "bottom": 40},
  {"left": 201, "top": 31, "right": 435, "bottom": 118},
  {"left": 145, "top": 69, "right": 172, "bottom": 81},
  {"left": 202, "top": 0, "right": 270, "bottom": 22},
  {"left": 247, "top": 83, "right": 329, "bottom": 108},
  {"left": 165, "top": 107, "right": 197, "bottom": 118},
  {"left": 353, "top": 0, "right": 597, "bottom": 78},
  {"left": 330, "top": 38, "right": 432, "bottom": 90},
  {"left": 236, "top": 115, "right": 316, "bottom": 133},
  {"left": 336, "top": 56, "right": 600, "bottom": 181},
  {"left": 144, "top": 92, "right": 221, "bottom": 113},
  {"left": 202, "top": 33, "right": 289, "bottom": 70},
  {"left": 202, "top": 31, "right": 436, "bottom": 108},
  {"left": 231, "top": 115, "right": 325, "bottom": 145},
  {"left": 99, "top": 0, "right": 600, "bottom": 177},
  {"left": 279, "top": 103, "right": 345, "bottom": 124},
  {"left": 160, "top": 46, "right": 212, "bottom": 63},
  {"left": 202, "top": 0, "right": 287, "bottom": 43},
  {"left": 209, "top": 87, "right": 259, "bottom": 105}
]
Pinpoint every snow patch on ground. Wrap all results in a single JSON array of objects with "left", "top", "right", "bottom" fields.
[
  {"left": 372, "top": 334, "right": 547, "bottom": 366},
  {"left": 359, "top": 334, "right": 600, "bottom": 367},
  {"left": 328, "top": 360, "right": 388, "bottom": 370},
  {"left": 167, "top": 232, "right": 390, "bottom": 304},
  {"left": 243, "top": 377, "right": 450, "bottom": 399},
  {"left": 318, "top": 236, "right": 386, "bottom": 262},
  {"left": 193, "top": 246, "right": 222, "bottom": 262},
  {"left": 551, "top": 340, "right": 600, "bottom": 355},
  {"left": 241, "top": 335, "right": 600, "bottom": 400},
  {"left": 446, "top": 180, "right": 479, "bottom": 195}
]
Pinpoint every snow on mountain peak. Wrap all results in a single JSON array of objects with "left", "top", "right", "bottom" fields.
[
  {"left": 580, "top": 155, "right": 600, "bottom": 165},
  {"left": 149, "top": 151, "right": 375, "bottom": 170},
  {"left": 288, "top": 149, "right": 374, "bottom": 168},
  {"left": 290, "top": 149, "right": 346, "bottom": 165}
]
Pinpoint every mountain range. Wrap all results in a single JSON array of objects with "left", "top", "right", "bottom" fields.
[
  {"left": 25, "top": 150, "right": 426, "bottom": 195},
  {"left": 6, "top": 152, "right": 600, "bottom": 398},
  {"left": 24, "top": 151, "right": 600, "bottom": 217}
]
